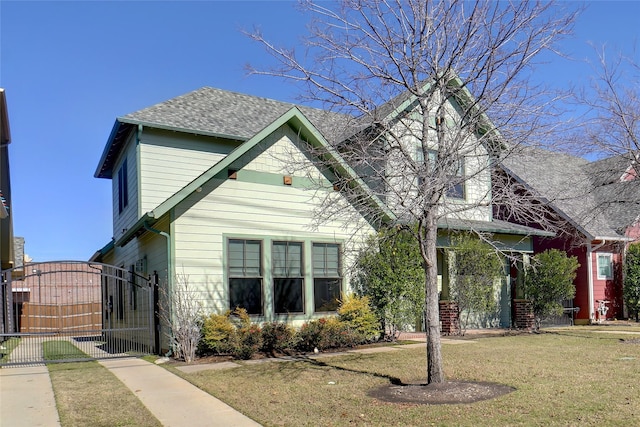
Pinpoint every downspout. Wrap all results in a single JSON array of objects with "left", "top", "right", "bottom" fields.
[
  {"left": 587, "top": 240, "right": 607, "bottom": 323},
  {"left": 143, "top": 221, "right": 173, "bottom": 356}
]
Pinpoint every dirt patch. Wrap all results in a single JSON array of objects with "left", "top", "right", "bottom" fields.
[
  {"left": 621, "top": 338, "right": 640, "bottom": 344},
  {"left": 369, "top": 380, "right": 515, "bottom": 405}
]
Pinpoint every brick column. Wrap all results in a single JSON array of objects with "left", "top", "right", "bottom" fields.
[
  {"left": 439, "top": 300, "right": 459, "bottom": 335},
  {"left": 514, "top": 299, "right": 534, "bottom": 330}
]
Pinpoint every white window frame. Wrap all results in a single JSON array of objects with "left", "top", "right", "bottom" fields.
[{"left": 596, "top": 253, "right": 613, "bottom": 280}]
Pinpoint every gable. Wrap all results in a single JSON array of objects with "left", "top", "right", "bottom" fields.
[{"left": 113, "top": 107, "right": 391, "bottom": 248}]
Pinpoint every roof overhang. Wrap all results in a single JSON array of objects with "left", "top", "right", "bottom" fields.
[
  {"left": 94, "top": 118, "right": 248, "bottom": 179},
  {"left": 99, "top": 107, "right": 393, "bottom": 251},
  {"left": 0, "top": 88, "right": 10, "bottom": 146}
]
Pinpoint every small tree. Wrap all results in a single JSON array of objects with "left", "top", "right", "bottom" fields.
[
  {"left": 450, "top": 234, "right": 505, "bottom": 335},
  {"left": 523, "top": 249, "right": 579, "bottom": 330},
  {"left": 624, "top": 243, "right": 640, "bottom": 322},
  {"left": 352, "top": 228, "right": 424, "bottom": 339},
  {"left": 159, "top": 273, "right": 203, "bottom": 363}
]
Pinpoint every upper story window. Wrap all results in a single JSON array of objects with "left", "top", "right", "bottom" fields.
[
  {"left": 597, "top": 253, "right": 613, "bottom": 280},
  {"left": 117, "top": 158, "right": 129, "bottom": 214},
  {"left": 415, "top": 147, "right": 465, "bottom": 199}
]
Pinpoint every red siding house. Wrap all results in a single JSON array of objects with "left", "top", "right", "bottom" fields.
[{"left": 500, "top": 150, "right": 639, "bottom": 324}]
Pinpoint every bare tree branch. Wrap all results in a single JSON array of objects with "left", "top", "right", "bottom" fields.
[{"left": 248, "top": 0, "right": 578, "bottom": 384}]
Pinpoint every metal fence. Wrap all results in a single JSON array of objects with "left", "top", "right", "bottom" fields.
[{"left": 1, "top": 261, "right": 156, "bottom": 366}]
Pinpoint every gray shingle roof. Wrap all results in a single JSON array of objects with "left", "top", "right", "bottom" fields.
[
  {"left": 121, "top": 87, "right": 352, "bottom": 142},
  {"left": 96, "top": 87, "right": 354, "bottom": 178},
  {"left": 501, "top": 149, "right": 639, "bottom": 240}
]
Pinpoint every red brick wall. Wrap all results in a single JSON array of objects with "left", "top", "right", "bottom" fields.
[
  {"left": 514, "top": 299, "right": 534, "bottom": 330},
  {"left": 439, "top": 300, "right": 459, "bottom": 335}
]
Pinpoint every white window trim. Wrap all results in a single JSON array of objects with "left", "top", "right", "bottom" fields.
[{"left": 596, "top": 253, "right": 613, "bottom": 280}]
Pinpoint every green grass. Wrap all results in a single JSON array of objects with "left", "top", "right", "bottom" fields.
[
  {"left": 43, "top": 340, "right": 91, "bottom": 361},
  {"left": 166, "top": 327, "right": 640, "bottom": 426},
  {"left": 0, "top": 337, "right": 20, "bottom": 364},
  {"left": 48, "top": 361, "right": 162, "bottom": 427}
]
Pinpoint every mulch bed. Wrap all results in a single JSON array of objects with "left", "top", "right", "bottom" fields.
[{"left": 369, "top": 380, "right": 515, "bottom": 405}]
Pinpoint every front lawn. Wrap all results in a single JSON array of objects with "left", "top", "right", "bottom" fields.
[
  {"left": 48, "top": 361, "right": 162, "bottom": 427},
  {"left": 168, "top": 327, "right": 640, "bottom": 426}
]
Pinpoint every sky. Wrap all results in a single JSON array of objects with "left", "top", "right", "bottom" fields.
[{"left": 1, "top": 0, "right": 639, "bottom": 262}]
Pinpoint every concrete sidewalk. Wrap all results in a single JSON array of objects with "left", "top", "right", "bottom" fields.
[
  {"left": 100, "top": 358, "right": 262, "bottom": 427},
  {"left": 0, "top": 364, "right": 61, "bottom": 427}
]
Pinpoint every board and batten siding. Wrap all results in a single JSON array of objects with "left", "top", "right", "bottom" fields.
[
  {"left": 171, "top": 127, "right": 375, "bottom": 321},
  {"left": 138, "top": 128, "right": 241, "bottom": 214}
]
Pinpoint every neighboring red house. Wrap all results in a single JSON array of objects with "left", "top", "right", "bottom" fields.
[{"left": 500, "top": 149, "right": 639, "bottom": 324}]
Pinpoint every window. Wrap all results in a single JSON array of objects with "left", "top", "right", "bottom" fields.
[
  {"left": 272, "top": 241, "right": 304, "bottom": 314},
  {"left": 129, "top": 264, "right": 137, "bottom": 310},
  {"left": 415, "top": 147, "right": 465, "bottom": 199},
  {"left": 597, "top": 253, "right": 613, "bottom": 280},
  {"left": 117, "top": 267, "right": 125, "bottom": 320},
  {"left": 118, "top": 158, "right": 129, "bottom": 214},
  {"left": 228, "top": 239, "right": 263, "bottom": 314},
  {"left": 312, "top": 243, "right": 341, "bottom": 312}
]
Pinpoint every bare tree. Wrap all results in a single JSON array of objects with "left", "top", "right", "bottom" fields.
[
  {"left": 159, "top": 273, "right": 203, "bottom": 363},
  {"left": 576, "top": 45, "right": 639, "bottom": 170},
  {"left": 249, "top": 0, "right": 577, "bottom": 384}
]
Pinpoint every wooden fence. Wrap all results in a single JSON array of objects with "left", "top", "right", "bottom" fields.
[{"left": 19, "top": 302, "right": 102, "bottom": 333}]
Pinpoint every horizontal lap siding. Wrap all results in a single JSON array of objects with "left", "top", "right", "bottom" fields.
[
  {"left": 139, "top": 129, "right": 238, "bottom": 213},
  {"left": 172, "top": 130, "right": 374, "bottom": 316}
]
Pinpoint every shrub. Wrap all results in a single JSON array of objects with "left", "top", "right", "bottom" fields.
[
  {"left": 232, "top": 323, "right": 263, "bottom": 360},
  {"left": 523, "top": 249, "right": 579, "bottom": 330},
  {"left": 319, "top": 317, "right": 363, "bottom": 349},
  {"left": 200, "top": 308, "right": 260, "bottom": 357},
  {"left": 293, "top": 317, "right": 368, "bottom": 352},
  {"left": 200, "top": 311, "right": 235, "bottom": 355},
  {"left": 293, "top": 319, "right": 326, "bottom": 352},
  {"left": 260, "top": 322, "right": 294, "bottom": 355},
  {"left": 624, "top": 243, "right": 640, "bottom": 321},
  {"left": 337, "top": 294, "right": 380, "bottom": 341},
  {"left": 352, "top": 228, "right": 424, "bottom": 339}
]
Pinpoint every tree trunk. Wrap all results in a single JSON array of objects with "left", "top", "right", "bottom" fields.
[{"left": 423, "top": 213, "right": 444, "bottom": 384}]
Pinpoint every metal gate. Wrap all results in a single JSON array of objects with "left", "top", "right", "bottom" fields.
[{"left": 0, "top": 261, "right": 156, "bottom": 366}]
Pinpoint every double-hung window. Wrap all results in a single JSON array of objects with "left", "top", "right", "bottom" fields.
[
  {"left": 228, "top": 239, "right": 263, "bottom": 315},
  {"left": 597, "top": 253, "right": 613, "bottom": 280},
  {"left": 415, "top": 147, "right": 465, "bottom": 199},
  {"left": 272, "top": 241, "right": 304, "bottom": 314},
  {"left": 312, "top": 243, "right": 341, "bottom": 312}
]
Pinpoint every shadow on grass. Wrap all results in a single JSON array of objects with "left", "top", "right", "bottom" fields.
[{"left": 257, "top": 353, "right": 406, "bottom": 386}]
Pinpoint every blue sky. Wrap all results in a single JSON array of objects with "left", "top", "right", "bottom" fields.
[{"left": 1, "top": 0, "right": 639, "bottom": 262}]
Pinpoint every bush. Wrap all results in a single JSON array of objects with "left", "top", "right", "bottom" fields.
[
  {"left": 319, "top": 317, "right": 363, "bottom": 349},
  {"left": 200, "top": 311, "right": 235, "bottom": 355},
  {"left": 337, "top": 294, "right": 380, "bottom": 341},
  {"left": 261, "top": 322, "right": 294, "bottom": 355},
  {"left": 231, "top": 323, "right": 263, "bottom": 360},
  {"left": 200, "top": 308, "right": 261, "bottom": 357},
  {"left": 523, "top": 249, "right": 579, "bottom": 330},
  {"left": 293, "top": 319, "right": 326, "bottom": 352},
  {"left": 293, "top": 317, "right": 367, "bottom": 352},
  {"left": 624, "top": 243, "right": 640, "bottom": 321}
]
